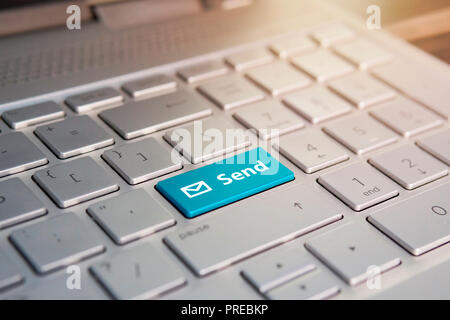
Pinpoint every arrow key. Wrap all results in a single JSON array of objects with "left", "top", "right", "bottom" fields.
[{"left": 305, "top": 223, "right": 401, "bottom": 286}]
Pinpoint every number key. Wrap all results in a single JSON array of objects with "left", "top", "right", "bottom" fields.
[
  {"left": 369, "top": 145, "right": 448, "bottom": 190},
  {"left": 318, "top": 162, "right": 399, "bottom": 211},
  {"left": 323, "top": 114, "right": 398, "bottom": 155},
  {"left": 370, "top": 97, "right": 443, "bottom": 137},
  {"left": 328, "top": 72, "right": 395, "bottom": 108},
  {"left": 276, "top": 130, "right": 349, "bottom": 173},
  {"left": 233, "top": 100, "right": 304, "bottom": 140}
]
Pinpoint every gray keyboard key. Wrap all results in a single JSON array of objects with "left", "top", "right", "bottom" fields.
[
  {"left": 372, "top": 59, "right": 450, "bottom": 120},
  {"left": 276, "top": 130, "right": 349, "bottom": 173},
  {"left": 368, "top": 183, "right": 450, "bottom": 255},
  {"left": 0, "top": 178, "right": 46, "bottom": 229},
  {"left": 370, "top": 97, "right": 443, "bottom": 137},
  {"left": 246, "top": 61, "right": 311, "bottom": 96},
  {"left": 310, "top": 23, "right": 355, "bottom": 47},
  {"left": 2, "top": 101, "right": 65, "bottom": 129},
  {"left": 164, "top": 184, "right": 342, "bottom": 276},
  {"left": 122, "top": 74, "right": 177, "bottom": 99},
  {"left": 291, "top": 50, "right": 354, "bottom": 82},
  {"left": 370, "top": 259, "right": 450, "bottom": 299},
  {"left": 369, "top": 145, "right": 448, "bottom": 190},
  {"left": 333, "top": 38, "right": 393, "bottom": 69},
  {"left": 305, "top": 223, "right": 401, "bottom": 286},
  {"left": 323, "top": 114, "right": 398, "bottom": 155},
  {"left": 328, "top": 72, "right": 396, "bottom": 108},
  {"left": 225, "top": 48, "right": 274, "bottom": 71},
  {"left": 164, "top": 117, "right": 251, "bottom": 164},
  {"left": 283, "top": 85, "right": 352, "bottom": 124},
  {"left": 233, "top": 100, "right": 304, "bottom": 140},
  {"left": 33, "top": 157, "right": 118, "bottom": 208},
  {"left": 103, "top": 137, "right": 182, "bottom": 184},
  {"left": 318, "top": 162, "right": 399, "bottom": 211},
  {"left": 10, "top": 213, "right": 104, "bottom": 274},
  {"left": 0, "top": 250, "right": 23, "bottom": 290},
  {"left": 65, "top": 87, "right": 123, "bottom": 113},
  {"left": 177, "top": 60, "right": 228, "bottom": 83},
  {"left": 417, "top": 130, "right": 450, "bottom": 166},
  {"left": 7, "top": 276, "right": 100, "bottom": 300},
  {"left": 88, "top": 189, "right": 175, "bottom": 245},
  {"left": 269, "top": 36, "right": 316, "bottom": 58},
  {"left": 35, "top": 115, "right": 114, "bottom": 159},
  {"left": 198, "top": 74, "right": 264, "bottom": 110},
  {"left": 0, "top": 132, "right": 48, "bottom": 178},
  {"left": 90, "top": 244, "right": 186, "bottom": 299},
  {"left": 264, "top": 271, "right": 339, "bottom": 300},
  {"left": 100, "top": 89, "right": 212, "bottom": 139},
  {"left": 241, "top": 247, "right": 316, "bottom": 293}
]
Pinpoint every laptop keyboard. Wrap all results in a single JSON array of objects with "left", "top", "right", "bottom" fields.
[{"left": 0, "top": 22, "right": 449, "bottom": 300}]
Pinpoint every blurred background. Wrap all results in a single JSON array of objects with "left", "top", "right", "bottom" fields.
[{"left": 0, "top": 0, "right": 449, "bottom": 62}]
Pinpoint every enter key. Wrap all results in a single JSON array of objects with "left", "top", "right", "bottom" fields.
[{"left": 156, "top": 147, "right": 294, "bottom": 218}]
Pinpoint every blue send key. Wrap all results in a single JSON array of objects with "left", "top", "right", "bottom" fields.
[{"left": 156, "top": 147, "right": 294, "bottom": 218}]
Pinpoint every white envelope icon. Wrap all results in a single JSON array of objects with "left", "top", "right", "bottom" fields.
[{"left": 180, "top": 180, "right": 212, "bottom": 198}]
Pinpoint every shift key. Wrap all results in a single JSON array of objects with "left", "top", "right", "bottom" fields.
[{"left": 164, "top": 183, "right": 342, "bottom": 276}]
